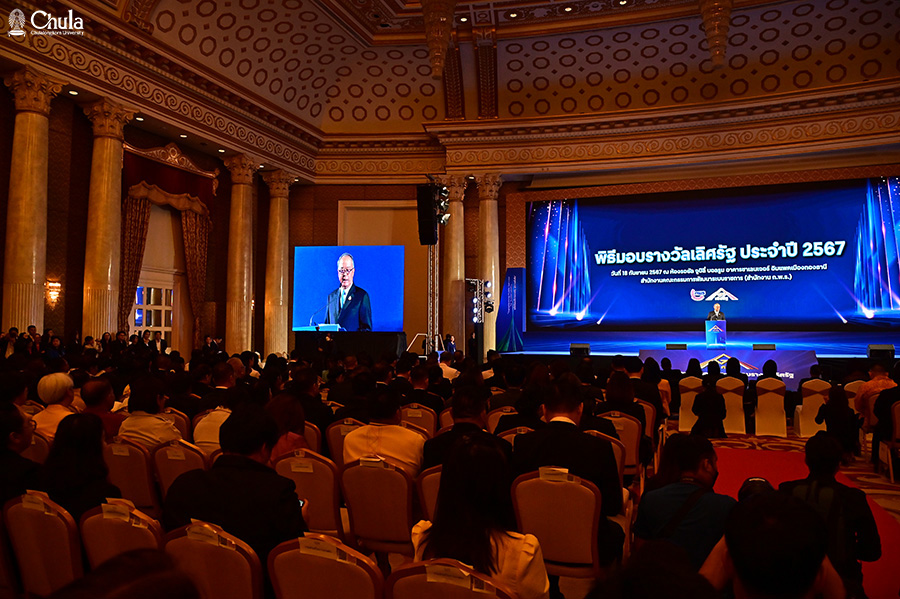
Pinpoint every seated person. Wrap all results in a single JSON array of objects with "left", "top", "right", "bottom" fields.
[
  {"left": 779, "top": 432, "right": 881, "bottom": 598},
  {"left": 0, "top": 371, "right": 43, "bottom": 416},
  {"left": 163, "top": 403, "right": 307, "bottom": 592},
  {"left": 342, "top": 386, "right": 426, "bottom": 477},
  {"left": 32, "top": 372, "right": 77, "bottom": 442},
  {"left": 700, "top": 492, "right": 844, "bottom": 599},
  {"left": 493, "top": 385, "right": 548, "bottom": 435},
  {"left": 872, "top": 361, "right": 900, "bottom": 466},
  {"left": 34, "top": 413, "right": 121, "bottom": 521},
  {"left": 634, "top": 434, "right": 735, "bottom": 569},
  {"left": 80, "top": 378, "right": 126, "bottom": 442},
  {"left": 816, "top": 386, "right": 858, "bottom": 460},
  {"left": 691, "top": 377, "right": 727, "bottom": 439},
  {"left": 404, "top": 364, "right": 445, "bottom": 416},
  {"left": 117, "top": 376, "right": 182, "bottom": 448},
  {"left": 413, "top": 436, "right": 549, "bottom": 599},
  {"left": 422, "top": 385, "right": 511, "bottom": 470},
  {"left": 855, "top": 362, "right": 896, "bottom": 430},
  {"left": 0, "top": 402, "right": 40, "bottom": 506},
  {"left": 265, "top": 392, "right": 309, "bottom": 464}
]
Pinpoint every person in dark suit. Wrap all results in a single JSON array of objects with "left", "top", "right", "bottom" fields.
[
  {"left": 691, "top": 377, "right": 727, "bottom": 439},
  {"left": 625, "top": 357, "right": 665, "bottom": 427},
  {"left": 163, "top": 404, "right": 307, "bottom": 597},
  {"left": 405, "top": 365, "right": 445, "bottom": 415},
  {"left": 323, "top": 253, "right": 372, "bottom": 332},
  {"left": 283, "top": 366, "right": 335, "bottom": 455},
  {"left": 422, "top": 386, "right": 511, "bottom": 470},
  {"left": 150, "top": 331, "right": 168, "bottom": 355},
  {"left": 513, "top": 384, "right": 624, "bottom": 567},
  {"left": 706, "top": 303, "right": 725, "bottom": 320},
  {"left": 0, "top": 402, "right": 40, "bottom": 507}
]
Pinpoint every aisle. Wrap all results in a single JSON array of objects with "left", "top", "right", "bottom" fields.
[{"left": 714, "top": 447, "right": 900, "bottom": 599}]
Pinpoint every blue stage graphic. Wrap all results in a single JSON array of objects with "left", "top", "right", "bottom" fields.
[{"left": 526, "top": 177, "right": 900, "bottom": 333}]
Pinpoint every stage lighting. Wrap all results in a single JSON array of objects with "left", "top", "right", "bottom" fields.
[
  {"left": 472, "top": 316, "right": 478, "bottom": 323},
  {"left": 485, "top": 292, "right": 492, "bottom": 299},
  {"left": 472, "top": 297, "right": 478, "bottom": 303},
  {"left": 485, "top": 301, "right": 494, "bottom": 313},
  {"left": 484, "top": 280, "right": 492, "bottom": 288}
]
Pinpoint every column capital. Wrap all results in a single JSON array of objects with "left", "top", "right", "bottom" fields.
[
  {"left": 262, "top": 170, "right": 296, "bottom": 198},
  {"left": 433, "top": 174, "right": 468, "bottom": 202},
  {"left": 475, "top": 173, "right": 503, "bottom": 201},
  {"left": 83, "top": 99, "right": 135, "bottom": 140},
  {"left": 3, "top": 67, "right": 66, "bottom": 116},
  {"left": 224, "top": 154, "right": 260, "bottom": 185}
]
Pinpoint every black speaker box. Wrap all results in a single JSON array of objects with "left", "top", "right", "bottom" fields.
[
  {"left": 416, "top": 184, "right": 438, "bottom": 246},
  {"left": 868, "top": 344, "right": 895, "bottom": 360},
  {"left": 570, "top": 343, "right": 590, "bottom": 356},
  {"left": 753, "top": 343, "right": 776, "bottom": 350},
  {"left": 666, "top": 343, "right": 687, "bottom": 350}
]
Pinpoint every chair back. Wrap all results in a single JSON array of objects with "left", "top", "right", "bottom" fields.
[
  {"left": 584, "top": 430, "right": 626, "bottom": 488},
  {"left": 104, "top": 438, "right": 161, "bottom": 517},
  {"left": 304, "top": 422, "right": 322, "bottom": 453},
  {"left": 152, "top": 439, "right": 209, "bottom": 499},
  {"left": 341, "top": 458, "right": 415, "bottom": 555},
  {"left": 755, "top": 378, "right": 787, "bottom": 437},
  {"left": 486, "top": 406, "right": 517, "bottom": 434},
  {"left": 399, "top": 420, "right": 430, "bottom": 440},
  {"left": 269, "top": 534, "right": 383, "bottom": 599},
  {"left": 191, "top": 408, "right": 215, "bottom": 431},
  {"left": 796, "top": 380, "right": 831, "bottom": 437},
  {"left": 634, "top": 400, "right": 656, "bottom": 439},
  {"left": 416, "top": 465, "right": 442, "bottom": 522},
  {"left": 3, "top": 492, "right": 83, "bottom": 596},
  {"left": 325, "top": 419, "right": 365, "bottom": 465},
  {"left": 844, "top": 380, "right": 864, "bottom": 414},
  {"left": 400, "top": 404, "right": 437, "bottom": 438},
  {"left": 273, "top": 449, "right": 343, "bottom": 540},
  {"left": 165, "top": 522, "right": 262, "bottom": 599},
  {"left": 496, "top": 426, "right": 533, "bottom": 448},
  {"left": 439, "top": 407, "right": 453, "bottom": 429},
  {"left": 79, "top": 502, "right": 163, "bottom": 568},
  {"left": 162, "top": 408, "right": 191, "bottom": 442},
  {"left": 678, "top": 376, "right": 703, "bottom": 431},
  {"left": 511, "top": 469, "right": 601, "bottom": 578},
  {"left": 604, "top": 412, "right": 641, "bottom": 475},
  {"left": 434, "top": 425, "right": 453, "bottom": 437},
  {"left": 386, "top": 558, "right": 516, "bottom": 599},
  {"left": 717, "top": 376, "right": 746, "bottom": 435},
  {"left": 20, "top": 431, "right": 50, "bottom": 464},
  {"left": 657, "top": 379, "right": 671, "bottom": 416},
  {"left": 891, "top": 401, "right": 900, "bottom": 444}
]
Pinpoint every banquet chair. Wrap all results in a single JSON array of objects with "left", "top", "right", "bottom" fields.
[
  {"left": 416, "top": 465, "right": 442, "bottom": 522},
  {"left": 386, "top": 558, "right": 515, "bottom": 599},
  {"left": 439, "top": 407, "right": 453, "bottom": 429},
  {"left": 497, "top": 426, "right": 533, "bottom": 449},
  {"left": 716, "top": 376, "right": 746, "bottom": 435},
  {"left": 161, "top": 407, "right": 191, "bottom": 442},
  {"left": 152, "top": 439, "right": 209, "bottom": 499},
  {"left": 165, "top": 521, "right": 262, "bottom": 599},
  {"left": 755, "top": 378, "right": 787, "bottom": 437},
  {"left": 269, "top": 534, "right": 383, "bottom": 599},
  {"left": 3, "top": 492, "right": 83, "bottom": 597},
  {"left": 512, "top": 469, "right": 603, "bottom": 579},
  {"left": 400, "top": 404, "right": 437, "bottom": 438},
  {"left": 79, "top": 502, "right": 163, "bottom": 568},
  {"left": 582, "top": 430, "right": 633, "bottom": 552},
  {"left": 844, "top": 380, "right": 864, "bottom": 415},
  {"left": 678, "top": 376, "right": 703, "bottom": 432},
  {"left": 304, "top": 421, "right": 323, "bottom": 454},
  {"left": 486, "top": 406, "right": 517, "bottom": 434},
  {"left": 796, "top": 380, "right": 831, "bottom": 438},
  {"left": 877, "top": 401, "right": 900, "bottom": 483},
  {"left": 584, "top": 430, "right": 626, "bottom": 488},
  {"left": 604, "top": 412, "right": 643, "bottom": 492},
  {"left": 657, "top": 379, "right": 671, "bottom": 416},
  {"left": 341, "top": 457, "right": 415, "bottom": 559},
  {"left": 273, "top": 449, "right": 345, "bottom": 541},
  {"left": 326, "top": 418, "right": 365, "bottom": 465},
  {"left": 104, "top": 437, "right": 161, "bottom": 518},
  {"left": 20, "top": 431, "right": 50, "bottom": 464}
]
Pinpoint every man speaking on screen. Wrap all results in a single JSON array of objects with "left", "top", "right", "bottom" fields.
[
  {"left": 324, "top": 253, "right": 373, "bottom": 332},
  {"left": 706, "top": 303, "right": 725, "bottom": 321}
]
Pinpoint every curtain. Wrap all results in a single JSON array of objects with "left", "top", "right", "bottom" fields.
[
  {"left": 181, "top": 210, "right": 210, "bottom": 349},
  {"left": 117, "top": 195, "right": 152, "bottom": 332}
]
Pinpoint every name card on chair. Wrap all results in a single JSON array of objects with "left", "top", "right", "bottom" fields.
[
  {"left": 297, "top": 537, "right": 351, "bottom": 563},
  {"left": 186, "top": 523, "right": 236, "bottom": 550},
  {"left": 101, "top": 503, "right": 131, "bottom": 521},
  {"left": 425, "top": 565, "right": 471, "bottom": 588},
  {"left": 538, "top": 467, "right": 571, "bottom": 483},
  {"left": 290, "top": 460, "right": 314, "bottom": 473},
  {"left": 360, "top": 456, "right": 386, "bottom": 468},
  {"left": 22, "top": 490, "right": 51, "bottom": 513},
  {"left": 111, "top": 445, "right": 130, "bottom": 456},
  {"left": 167, "top": 448, "right": 186, "bottom": 460},
  {"left": 407, "top": 409, "right": 423, "bottom": 418}
]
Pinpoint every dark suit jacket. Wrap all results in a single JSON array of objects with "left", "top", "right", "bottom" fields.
[
  {"left": 706, "top": 311, "right": 725, "bottom": 321},
  {"left": 629, "top": 377, "right": 665, "bottom": 425},
  {"left": 513, "top": 421, "right": 622, "bottom": 517},
  {"left": 163, "top": 455, "right": 307, "bottom": 564},
  {"left": 405, "top": 388, "right": 444, "bottom": 416},
  {"left": 0, "top": 449, "right": 40, "bottom": 507},
  {"left": 324, "top": 284, "right": 372, "bottom": 332},
  {"left": 422, "top": 422, "right": 512, "bottom": 470}
]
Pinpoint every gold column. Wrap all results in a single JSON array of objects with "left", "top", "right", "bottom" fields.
[
  {"left": 436, "top": 174, "right": 467, "bottom": 347},
  {"left": 476, "top": 173, "right": 502, "bottom": 358},
  {"left": 223, "top": 154, "right": 258, "bottom": 354},
  {"left": 82, "top": 99, "right": 134, "bottom": 339},
  {"left": 2, "top": 68, "right": 64, "bottom": 333},
  {"left": 262, "top": 170, "right": 293, "bottom": 357}
]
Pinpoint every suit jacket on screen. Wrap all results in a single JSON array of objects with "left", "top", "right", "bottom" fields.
[{"left": 324, "top": 284, "right": 372, "bottom": 331}]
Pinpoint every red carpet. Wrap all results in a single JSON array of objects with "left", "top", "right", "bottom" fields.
[{"left": 715, "top": 447, "right": 900, "bottom": 599}]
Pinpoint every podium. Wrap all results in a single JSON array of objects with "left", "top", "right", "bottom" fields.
[{"left": 705, "top": 320, "right": 726, "bottom": 349}]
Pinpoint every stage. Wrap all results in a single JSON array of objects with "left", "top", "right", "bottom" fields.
[{"left": 506, "top": 330, "right": 897, "bottom": 359}]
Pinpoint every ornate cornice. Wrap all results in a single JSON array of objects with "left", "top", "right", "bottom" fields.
[
  {"left": 128, "top": 181, "right": 209, "bottom": 216},
  {"left": 125, "top": 141, "right": 219, "bottom": 183},
  {"left": 3, "top": 66, "right": 66, "bottom": 116},
  {"left": 224, "top": 154, "right": 260, "bottom": 186},
  {"left": 262, "top": 170, "right": 297, "bottom": 198},
  {"left": 315, "top": 156, "right": 447, "bottom": 183},
  {"left": 84, "top": 98, "right": 135, "bottom": 140}
]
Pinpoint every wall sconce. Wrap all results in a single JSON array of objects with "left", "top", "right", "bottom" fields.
[{"left": 46, "top": 281, "right": 61, "bottom": 306}]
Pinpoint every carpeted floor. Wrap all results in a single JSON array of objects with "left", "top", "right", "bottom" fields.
[{"left": 714, "top": 443, "right": 900, "bottom": 599}]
